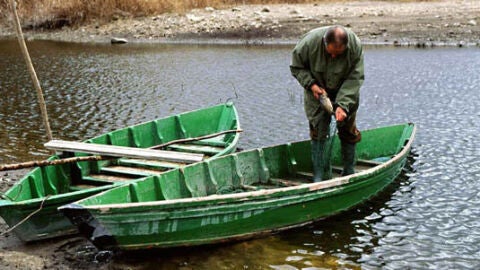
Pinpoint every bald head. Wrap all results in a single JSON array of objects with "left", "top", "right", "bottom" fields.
[
  {"left": 324, "top": 26, "right": 348, "bottom": 58},
  {"left": 324, "top": 26, "right": 348, "bottom": 46}
]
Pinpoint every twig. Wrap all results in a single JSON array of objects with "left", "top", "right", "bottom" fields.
[{"left": 0, "top": 195, "right": 51, "bottom": 236}]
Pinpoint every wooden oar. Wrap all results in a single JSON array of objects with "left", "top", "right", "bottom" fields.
[{"left": 0, "top": 129, "right": 243, "bottom": 171}]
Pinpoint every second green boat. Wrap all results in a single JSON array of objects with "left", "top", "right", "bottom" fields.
[{"left": 0, "top": 103, "right": 240, "bottom": 242}]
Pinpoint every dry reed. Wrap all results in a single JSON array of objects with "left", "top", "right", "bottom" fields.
[{"left": 0, "top": 0, "right": 434, "bottom": 29}]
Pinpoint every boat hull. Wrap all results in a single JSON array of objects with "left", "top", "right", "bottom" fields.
[
  {"left": 0, "top": 103, "right": 240, "bottom": 241},
  {"left": 66, "top": 158, "right": 405, "bottom": 249},
  {"left": 0, "top": 184, "right": 114, "bottom": 242},
  {"left": 61, "top": 123, "right": 416, "bottom": 250}
]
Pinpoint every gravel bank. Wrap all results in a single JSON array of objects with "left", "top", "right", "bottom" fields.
[{"left": 1, "top": 1, "right": 479, "bottom": 46}]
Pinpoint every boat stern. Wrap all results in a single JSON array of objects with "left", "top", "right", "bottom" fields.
[{"left": 59, "top": 204, "right": 118, "bottom": 250}]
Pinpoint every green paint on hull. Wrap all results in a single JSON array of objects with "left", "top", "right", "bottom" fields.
[
  {"left": 0, "top": 104, "right": 240, "bottom": 241},
  {"left": 60, "top": 123, "right": 416, "bottom": 250}
]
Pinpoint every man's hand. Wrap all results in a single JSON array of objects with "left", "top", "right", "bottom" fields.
[
  {"left": 310, "top": 84, "right": 326, "bottom": 100},
  {"left": 335, "top": 107, "right": 347, "bottom": 122}
]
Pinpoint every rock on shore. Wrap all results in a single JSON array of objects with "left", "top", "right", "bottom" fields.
[{"left": 1, "top": 1, "right": 479, "bottom": 46}]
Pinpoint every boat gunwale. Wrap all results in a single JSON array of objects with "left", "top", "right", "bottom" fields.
[
  {"left": 0, "top": 184, "right": 116, "bottom": 207},
  {"left": 68, "top": 123, "right": 417, "bottom": 211}
]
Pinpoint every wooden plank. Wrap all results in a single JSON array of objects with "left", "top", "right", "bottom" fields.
[
  {"left": 269, "top": 178, "right": 301, "bottom": 187},
  {"left": 241, "top": 184, "right": 259, "bottom": 191},
  {"left": 84, "top": 175, "right": 137, "bottom": 182},
  {"left": 117, "top": 158, "right": 183, "bottom": 170},
  {"left": 44, "top": 140, "right": 204, "bottom": 164},
  {"left": 100, "top": 166, "right": 163, "bottom": 177},
  {"left": 69, "top": 184, "right": 105, "bottom": 191},
  {"left": 270, "top": 179, "right": 298, "bottom": 187},
  {"left": 297, "top": 168, "right": 342, "bottom": 179},
  {"left": 295, "top": 171, "right": 312, "bottom": 178}
]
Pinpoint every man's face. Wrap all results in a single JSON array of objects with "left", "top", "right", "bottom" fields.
[{"left": 326, "top": 43, "right": 346, "bottom": 58}]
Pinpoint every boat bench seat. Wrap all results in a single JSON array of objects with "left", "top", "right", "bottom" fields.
[
  {"left": 117, "top": 158, "right": 183, "bottom": 170},
  {"left": 82, "top": 175, "right": 138, "bottom": 183},
  {"left": 44, "top": 140, "right": 204, "bottom": 164},
  {"left": 100, "top": 166, "right": 163, "bottom": 177},
  {"left": 69, "top": 183, "right": 107, "bottom": 191}
]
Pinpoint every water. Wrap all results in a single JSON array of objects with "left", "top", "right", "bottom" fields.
[{"left": 1, "top": 40, "right": 479, "bottom": 269}]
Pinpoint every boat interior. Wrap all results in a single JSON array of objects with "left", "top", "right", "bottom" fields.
[
  {"left": 5, "top": 104, "right": 239, "bottom": 201},
  {"left": 78, "top": 124, "right": 414, "bottom": 206}
]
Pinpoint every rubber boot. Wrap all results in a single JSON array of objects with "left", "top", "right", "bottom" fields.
[
  {"left": 311, "top": 140, "right": 333, "bottom": 182},
  {"left": 311, "top": 140, "right": 324, "bottom": 182},
  {"left": 341, "top": 141, "right": 356, "bottom": 176}
]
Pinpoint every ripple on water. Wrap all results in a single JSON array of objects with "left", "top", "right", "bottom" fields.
[{"left": 0, "top": 42, "right": 479, "bottom": 269}]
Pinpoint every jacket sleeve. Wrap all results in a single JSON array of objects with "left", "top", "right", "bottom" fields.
[
  {"left": 290, "top": 40, "right": 316, "bottom": 90},
  {"left": 336, "top": 43, "right": 364, "bottom": 114}
]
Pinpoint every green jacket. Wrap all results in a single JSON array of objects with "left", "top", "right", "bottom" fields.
[{"left": 290, "top": 26, "right": 364, "bottom": 125}]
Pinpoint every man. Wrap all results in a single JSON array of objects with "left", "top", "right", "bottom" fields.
[{"left": 290, "top": 25, "right": 364, "bottom": 182}]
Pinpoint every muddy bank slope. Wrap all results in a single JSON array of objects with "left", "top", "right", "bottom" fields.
[{"left": 1, "top": 1, "right": 479, "bottom": 45}]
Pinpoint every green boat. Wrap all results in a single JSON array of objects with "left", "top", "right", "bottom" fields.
[
  {"left": 0, "top": 103, "right": 240, "bottom": 242},
  {"left": 59, "top": 123, "right": 416, "bottom": 250}
]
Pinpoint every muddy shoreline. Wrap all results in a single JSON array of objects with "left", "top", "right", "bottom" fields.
[{"left": 1, "top": 1, "right": 479, "bottom": 47}]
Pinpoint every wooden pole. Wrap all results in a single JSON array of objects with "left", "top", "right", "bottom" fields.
[
  {"left": 0, "top": 156, "right": 111, "bottom": 172},
  {"left": 9, "top": 0, "right": 53, "bottom": 141}
]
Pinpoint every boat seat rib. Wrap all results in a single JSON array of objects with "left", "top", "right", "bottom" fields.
[
  {"left": 166, "top": 143, "right": 224, "bottom": 155},
  {"left": 357, "top": 159, "right": 384, "bottom": 166},
  {"left": 191, "top": 136, "right": 227, "bottom": 147},
  {"left": 44, "top": 140, "right": 204, "bottom": 164}
]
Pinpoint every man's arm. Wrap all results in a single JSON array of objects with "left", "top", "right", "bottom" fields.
[
  {"left": 336, "top": 41, "right": 364, "bottom": 115},
  {"left": 290, "top": 40, "right": 327, "bottom": 99},
  {"left": 290, "top": 40, "right": 317, "bottom": 91}
]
